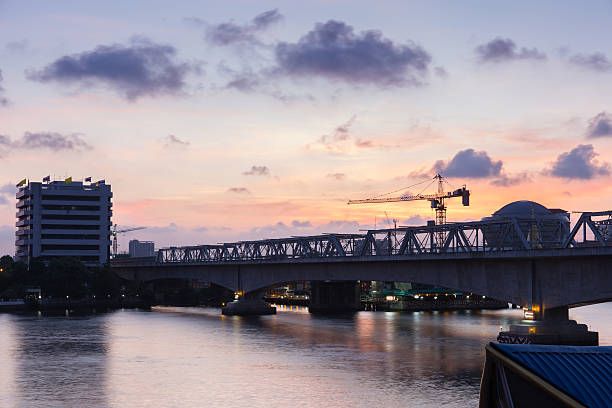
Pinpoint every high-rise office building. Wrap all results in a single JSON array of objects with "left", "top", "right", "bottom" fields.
[
  {"left": 15, "top": 179, "right": 112, "bottom": 265},
  {"left": 128, "top": 239, "right": 155, "bottom": 257}
]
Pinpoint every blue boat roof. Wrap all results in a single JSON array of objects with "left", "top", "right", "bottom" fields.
[{"left": 492, "top": 343, "right": 612, "bottom": 408}]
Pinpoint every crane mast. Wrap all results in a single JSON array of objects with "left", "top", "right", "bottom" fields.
[
  {"left": 347, "top": 174, "right": 470, "bottom": 248},
  {"left": 111, "top": 224, "right": 147, "bottom": 257}
]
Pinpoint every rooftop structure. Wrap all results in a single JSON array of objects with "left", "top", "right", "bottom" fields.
[
  {"left": 15, "top": 178, "right": 112, "bottom": 266},
  {"left": 129, "top": 239, "right": 154, "bottom": 258},
  {"left": 480, "top": 343, "right": 612, "bottom": 408},
  {"left": 481, "top": 200, "right": 570, "bottom": 249}
]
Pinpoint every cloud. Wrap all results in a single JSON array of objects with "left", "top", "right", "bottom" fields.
[
  {"left": 164, "top": 134, "right": 189, "bottom": 147},
  {"left": 490, "top": 172, "right": 531, "bottom": 187},
  {"left": 401, "top": 215, "right": 429, "bottom": 226},
  {"left": 19, "top": 132, "right": 91, "bottom": 151},
  {"left": 312, "top": 115, "right": 356, "bottom": 153},
  {"left": 242, "top": 165, "right": 270, "bottom": 176},
  {"left": 326, "top": 173, "right": 346, "bottom": 180},
  {"left": 434, "top": 148, "right": 503, "bottom": 178},
  {"left": 568, "top": 52, "right": 611, "bottom": 72},
  {"left": 475, "top": 37, "right": 546, "bottom": 63},
  {"left": 0, "top": 132, "right": 91, "bottom": 153},
  {"left": 5, "top": 39, "right": 28, "bottom": 53},
  {"left": 291, "top": 220, "right": 312, "bottom": 228},
  {"left": 0, "top": 69, "right": 8, "bottom": 106},
  {"left": 546, "top": 144, "right": 610, "bottom": 179},
  {"left": 586, "top": 112, "right": 612, "bottom": 138},
  {"left": 274, "top": 20, "right": 432, "bottom": 87},
  {"left": 0, "top": 183, "right": 14, "bottom": 206},
  {"left": 247, "top": 219, "right": 367, "bottom": 239},
  {"left": 27, "top": 38, "right": 198, "bottom": 100},
  {"left": 0, "top": 183, "right": 15, "bottom": 194},
  {"left": 227, "top": 187, "right": 251, "bottom": 194},
  {"left": 205, "top": 9, "right": 282, "bottom": 46},
  {"left": 225, "top": 73, "right": 260, "bottom": 92}
]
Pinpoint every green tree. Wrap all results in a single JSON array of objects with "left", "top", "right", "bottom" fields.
[{"left": 42, "top": 257, "right": 89, "bottom": 299}]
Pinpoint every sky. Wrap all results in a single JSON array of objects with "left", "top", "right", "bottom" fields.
[{"left": 1, "top": 0, "right": 612, "bottom": 254}]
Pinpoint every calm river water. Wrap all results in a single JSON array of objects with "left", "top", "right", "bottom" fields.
[{"left": 0, "top": 303, "right": 610, "bottom": 408}]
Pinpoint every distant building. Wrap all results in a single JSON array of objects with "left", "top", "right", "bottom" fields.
[
  {"left": 15, "top": 179, "right": 112, "bottom": 266},
  {"left": 129, "top": 240, "right": 155, "bottom": 257}
]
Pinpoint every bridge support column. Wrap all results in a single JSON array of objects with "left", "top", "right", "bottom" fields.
[
  {"left": 221, "top": 290, "right": 276, "bottom": 316},
  {"left": 309, "top": 281, "right": 360, "bottom": 314},
  {"left": 498, "top": 261, "right": 599, "bottom": 346}
]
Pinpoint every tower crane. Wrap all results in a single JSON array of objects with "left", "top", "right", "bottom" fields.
[
  {"left": 348, "top": 174, "right": 470, "bottom": 246},
  {"left": 111, "top": 224, "right": 146, "bottom": 257}
]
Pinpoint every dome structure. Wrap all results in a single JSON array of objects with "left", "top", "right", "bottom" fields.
[
  {"left": 481, "top": 200, "right": 570, "bottom": 249},
  {"left": 493, "top": 200, "right": 551, "bottom": 218}
]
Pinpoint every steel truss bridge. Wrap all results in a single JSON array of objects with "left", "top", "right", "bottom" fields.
[{"left": 155, "top": 211, "right": 612, "bottom": 265}]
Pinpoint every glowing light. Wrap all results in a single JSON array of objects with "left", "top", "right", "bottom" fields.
[
  {"left": 524, "top": 310, "right": 535, "bottom": 320},
  {"left": 385, "top": 295, "right": 395, "bottom": 301}
]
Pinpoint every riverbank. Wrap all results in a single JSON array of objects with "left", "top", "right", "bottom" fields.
[{"left": 0, "top": 297, "right": 146, "bottom": 312}]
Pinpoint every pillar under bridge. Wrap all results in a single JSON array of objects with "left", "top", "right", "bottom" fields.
[{"left": 309, "top": 281, "right": 361, "bottom": 314}]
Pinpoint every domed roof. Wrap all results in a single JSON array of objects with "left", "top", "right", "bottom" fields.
[{"left": 493, "top": 200, "right": 551, "bottom": 218}]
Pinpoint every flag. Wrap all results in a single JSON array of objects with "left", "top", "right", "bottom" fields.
[
  {"left": 43, "top": 175, "right": 50, "bottom": 183},
  {"left": 84, "top": 177, "right": 91, "bottom": 182},
  {"left": 65, "top": 176, "right": 72, "bottom": 184},
  {"left": 16, "top": 178, "right": 26, "bottom": 187}
]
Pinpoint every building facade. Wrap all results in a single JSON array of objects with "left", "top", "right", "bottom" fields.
[
  {"left": 15, "top": 179, "right": 112, "bottom": 266},
  {"left": 128, "top": 239, "right": 154, "bottom": 257}
]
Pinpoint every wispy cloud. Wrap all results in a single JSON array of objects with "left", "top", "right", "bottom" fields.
[
  {"left": 164, "top": 134, "right": 190, "bottom": 147},
  {"left": 5, "top": 39, "right": 28, "bottom": 53},
  {"left": 310, "top": 115, "right": 356, "bottom": 153},
  {"left": 490, "top": 172, "right": 531, "bottom": 187},
  {"left": 242, "top": 165, "right": 270, "bottom": 176},
  {"left": 0, "top": 132, "right": 91, "bottom": 153},
  {"left": 0, "top": 69, "right": 8, "bottom": 106},
  {"left": 326, "top": 173, "right": 346, "bottom": 180},
  {"left": 227, "top": 187, "right": 251, "bottom": 194},
  {"left": 0, "top": 183, "right": 14, "bottom": 205},
  {"left": 568, "top": 52, "right": 611, "bottom": 72},
  {"left": 203, "top": 9, "right": 282, "bottom": 46},
  {"left": 586, "top": 112, "right": 612, "bottom": 139},
  {"left": 475, "top": 37, "right": 546, "bottom": 63}
]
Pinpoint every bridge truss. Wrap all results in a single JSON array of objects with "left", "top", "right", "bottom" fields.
[{"left": 156, "top": 211, "right": 612, "bottom": 264}]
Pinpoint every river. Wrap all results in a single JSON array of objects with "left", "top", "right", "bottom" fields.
[{"left": 0, "top": 303, "right": 610, "bottom": 408}]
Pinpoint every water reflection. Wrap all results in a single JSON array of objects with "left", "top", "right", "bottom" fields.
[
  {"left": 7, "top": 311, "right": 110, "bottom": 408},
  {"left": 0, "top": 303, "right": 609, "bottom": 408}
]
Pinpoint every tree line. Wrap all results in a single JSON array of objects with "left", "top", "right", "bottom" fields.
[{"left": 0, "top": 256, "right": 127, "bottom": 301}]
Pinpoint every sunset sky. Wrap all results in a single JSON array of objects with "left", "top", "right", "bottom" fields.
[{"left": 1, "top": 1, "right": 612, "bottom": 254}]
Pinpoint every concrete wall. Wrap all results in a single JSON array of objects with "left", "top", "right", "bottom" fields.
[{"left": 112, "top": 251, "right": 612, "bottom": 311}]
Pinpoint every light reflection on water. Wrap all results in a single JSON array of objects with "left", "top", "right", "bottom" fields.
[{"left": 0, "top": 303, "right": 610, "bottom": 408}]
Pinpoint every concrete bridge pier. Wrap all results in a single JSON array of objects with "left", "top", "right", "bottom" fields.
[
  {"left": 221, "top": 289, "right": 276, "bottom": 316},
  {"left": 309, "top": 281, "right": 361, "bottom": 314},
  {"left": 498, "top": 261, "right": 599, "bottom": 345}
]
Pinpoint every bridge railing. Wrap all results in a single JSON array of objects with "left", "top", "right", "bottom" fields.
[{"left": 155, "top": 211, "right": 611, "bottom": 264}]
